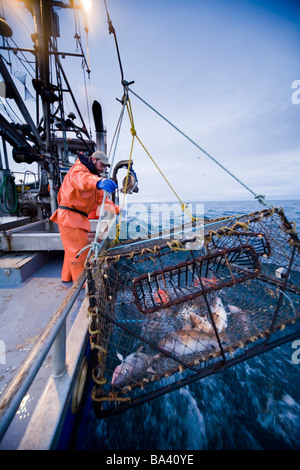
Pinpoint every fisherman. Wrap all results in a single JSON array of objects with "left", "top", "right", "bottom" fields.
[{"left": 50, "top": 150, "right": 120, "bottom": 283}]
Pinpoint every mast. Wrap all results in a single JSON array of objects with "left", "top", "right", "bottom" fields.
[
  {"left": 0, "top": 1, "right": 101, "bottom": 218},
  {"left": 31, "top": 0, "right": 48, "bottom": 143},
  {"left": 31, "top": 0, "right": 55, "bottom": 212}
]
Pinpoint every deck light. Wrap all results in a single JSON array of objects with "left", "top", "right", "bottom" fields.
[{"left": 81, "top": 0, "right": 92, "bottom": 12}]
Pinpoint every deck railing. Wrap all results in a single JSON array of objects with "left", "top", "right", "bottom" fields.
[{"left": 0, "top": 270, "right": 86, "bottom": 443}]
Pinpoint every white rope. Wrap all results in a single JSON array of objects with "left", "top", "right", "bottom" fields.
[
  {"left": 94, "top": 98, "right": 127, "bottom": 244},
  {"left": 77, "top": 98, "right": 127, "bottom": 260}
]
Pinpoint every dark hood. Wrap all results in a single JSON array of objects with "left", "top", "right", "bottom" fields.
[{"left": 78, "top": 152, "right": 98, "bottom": 175}]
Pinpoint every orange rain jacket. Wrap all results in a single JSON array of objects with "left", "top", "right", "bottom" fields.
[
  {"left": 50, "top": 158, "right": 119, "bottom": 231},
  {"left": 50, "top": 158, "right": 119, "bottom": 282}
]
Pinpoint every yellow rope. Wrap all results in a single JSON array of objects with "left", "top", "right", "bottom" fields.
[
  {"left": 110, "top": 99, "right": 135, "bottom": 246},
  {"left": 110, "top": 98, "right": 285, "bottom": 249},
  {"left": 166, "top": 240, "right": 186, "bottom": 251},
  {"left": 91, "top": 386, "right": 131, "bottom": 403},
  {"left": 125, "top": 98, "right": 202, "bottom": 225},
  {"left": 91, "top": 369, "right": 107, "bottom": 385},
  {"left": 135, "top": 132, "right": 199, "bottom": 221}
]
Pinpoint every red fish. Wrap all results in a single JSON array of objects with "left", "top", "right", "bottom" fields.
[
  {"left": 153, "top": 288, "right": 169, "bottom": 305},
  {"left": 193, "top": 277, "right": 218, "bottom": 287}
]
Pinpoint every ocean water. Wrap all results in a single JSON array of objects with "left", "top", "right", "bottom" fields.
[{"left": 75, "top": 199, "right": 300, "bottom": 450}]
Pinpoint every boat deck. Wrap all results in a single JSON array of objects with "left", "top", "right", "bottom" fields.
[
  {"left": 0, "top": 251, "right": 86, "bottom": 449},
  {"left": 0, "top": 212, "right": 118, "bottom": 449}
]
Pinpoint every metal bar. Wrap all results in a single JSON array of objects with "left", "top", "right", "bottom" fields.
[
  {"left": 147, "top": 276, "right": 155, "bottom": 308},
  {"left": 192, "top": 261, "right": 195, "bottom": 281},
  {"left": 0, "top": 113, "right": 36, "bottom": 151},
  {"left": 0, "top": 270, "right": 86, "bottom": 443},
  {"left": 154, "top": 274, "right": 160, "bottom": 293},
  {"left": 139, "top": 279, "right": 146, "bottom": 307},
  {"left": 133, "top": 246, "right": 260, "bottom": 314},
  {"left": 265, "top": 244, "right": 297, "bottom": 344},
  {"left": 50, "top": 51, "right": 84, "bottom": 57},
  {"left": 215, "top": 252, "right": 225, "bottom": 273},
  {"left": 191, "top": 251, "right": 226, "bottom": 363},
  {"left": 257, "top": 274, "right": 300, "bottom": 296},
  {"left": 3, "top": 219, "right": 47, "bottom": 235},
  {"left": 51, "top": 321, "right": 67, "bottom": 378},
  {"left": 0, "top": 47, "right": 36, "bottom": 54},
  {"left": 0, "top": 56, "right": 44, "bottom": 148},
  {"left": 2, "top": 140, "right": 9, "bottom": 170},
  {"left": 55, "top": 57, "right": 90, "bottom": 138},
  {"left": 204, "top": 258, "right": 209, "bottom": 278}
]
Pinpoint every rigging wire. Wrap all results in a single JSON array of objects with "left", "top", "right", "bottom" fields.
[
  {"left": 74, "top": 3, "right": 91, "bottom": 76},
  {"left": 103, "top": 0, "right": 271, "bottom": 210},
  {"left": 128, "top": 87, "right": 271, "bottom": 208},
  {"left": 101, "top": 0, "right": 204, "bottom": 226},
  {"left": 95, "top": 98, "right": 127, "bottom": 245},
  {"left": 79, "top": 0, "right": 273, "bottom": 259},
  {"left": 82, "top": 60, "right": 92, "bottom": 138},
  {"left": 0, "top": 97, "right": 23, "bottom": 124},
  {"left": 124, "top": 94, "right": 198, "bottom": 222},
  {"left": 3, "top": 0, "right": 31, "bottom": 35},
  {"left": 2, "top": 0, "right": 35, "bottom": 75},
  {"left": 103, "top": 0, "right": 123, "bottom": 82},
  {"left": 73, "top": 3, "right": 92, "bottom": 136},
  {"left": 3, "top": 35, "right": 36, "bottom": 78}
]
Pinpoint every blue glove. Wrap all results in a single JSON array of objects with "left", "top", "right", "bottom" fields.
[{"left": 97, "top": 178, "right": 117, "bottom": 193}]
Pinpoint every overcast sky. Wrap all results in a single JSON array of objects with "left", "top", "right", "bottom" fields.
[{"left": 3, "top": 0, "right": 300, "bottom": 203}]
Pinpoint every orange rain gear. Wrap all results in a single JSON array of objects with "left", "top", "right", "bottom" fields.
[{"left": 50, "top": 158, "right": 119, "bottom": 282}]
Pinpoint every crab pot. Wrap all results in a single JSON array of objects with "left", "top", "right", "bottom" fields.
[{"left": 85, "top": 207, "right": 300, "bottom": 418}]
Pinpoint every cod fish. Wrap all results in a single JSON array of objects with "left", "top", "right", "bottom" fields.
[
  {"left": 182, "top": 311, "right": 214, "bottom": 335},
  {"left": 210, "top": 296, "right": 230, "bottom": 333},
  {"left": 158, "top": 329, "right": 219, "bottom": 356},
  {"left": 111, "top": 346, "right": 160, "bottom": 389},
  {"left": 183, "top": 296, "right": 230, "bottom": 334},
  {"left": 157, "top": 296, "right": 230, "bottom": 357}
]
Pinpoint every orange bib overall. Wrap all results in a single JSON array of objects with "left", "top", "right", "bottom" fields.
[{"left": 50, "top": 159, "right": 119, "bottom": 282}]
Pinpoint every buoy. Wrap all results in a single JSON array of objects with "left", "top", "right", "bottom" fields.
[
  {"left": 71, "top": 357, "right": 88, "bottom": 414},
  {"left": 193, "top": 277, "right": 218, "bottom": 287},
  {"left": 153, "top": 288, "right": 169, "bottom": 304}
]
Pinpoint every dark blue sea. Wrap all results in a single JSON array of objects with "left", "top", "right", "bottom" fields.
[{"left": 75, "top": 199, "right": 300, "bottom": 450}]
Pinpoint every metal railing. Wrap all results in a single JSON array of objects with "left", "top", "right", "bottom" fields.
[{"left": 0, "top": 270, "right": 86, "bottom": 443}]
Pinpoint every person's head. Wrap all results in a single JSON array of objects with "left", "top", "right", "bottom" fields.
[{"left": 91, "top": 151, "right": 110, "bottom": 175}]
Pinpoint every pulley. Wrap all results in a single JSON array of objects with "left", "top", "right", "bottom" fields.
[
  {"left": 121, "top": 168, "right": 138, "bottom": 194},
  {"left": 19, "top": 200, "right": 38, "bottom": 218},
  {"left": 112, "top": 159, "right": 139, "bottom": 195}
]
